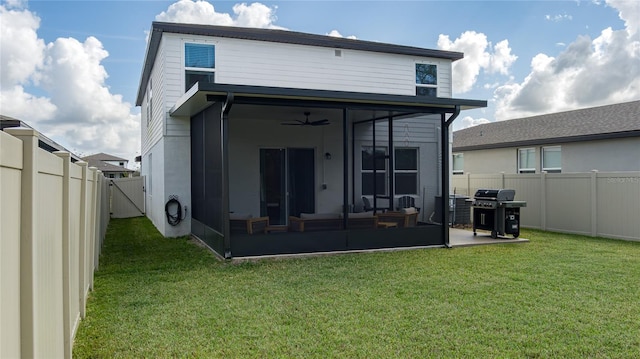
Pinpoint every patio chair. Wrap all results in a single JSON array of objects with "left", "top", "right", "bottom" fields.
[
  {"left": 362, "top": 196, "right": 387, "bottom": 213},
  {"left": 229, "top": 214, "right": 270, "bottom": 234}
]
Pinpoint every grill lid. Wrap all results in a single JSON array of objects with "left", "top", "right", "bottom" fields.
[{"left": 474, "top": 189, "right": 515, "bottom": 201}]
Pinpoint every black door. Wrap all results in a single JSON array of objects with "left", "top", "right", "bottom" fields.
[{"left": 260, "top": 148, "right": 315, "bottom": 225}]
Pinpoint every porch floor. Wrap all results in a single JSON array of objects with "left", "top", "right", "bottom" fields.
[{"left": 231, "top": 227, "right": 528, "bottom": 261}]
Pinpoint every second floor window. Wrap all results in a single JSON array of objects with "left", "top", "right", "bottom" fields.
[
  {"left": 185, "top": 43, "right": 215, "bottom": 91},
  {"left": 416, "top": 63, "right": 437, "bottom": 97}
]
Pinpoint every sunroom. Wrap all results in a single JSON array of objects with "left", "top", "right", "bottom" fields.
[{"left": 172, "top": 83, "right": 486, "bottom": 258}]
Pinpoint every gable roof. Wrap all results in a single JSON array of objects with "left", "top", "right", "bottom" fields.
[
  {"left": 83, "top": 159, "right": 134, "bottom": 174},
  {"left": 453, "top": 101, "right": 640, "bottom": 151},
  {"left": 136, "top": 22, "right": 465, "bottom": 106},
  {"left": 82, "top": 152, "right": 128, "bottom": 162}
]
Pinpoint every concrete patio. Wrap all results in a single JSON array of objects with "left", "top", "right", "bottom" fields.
[{"left": 449, "top": 228, "right": 529, "bottom": 247}]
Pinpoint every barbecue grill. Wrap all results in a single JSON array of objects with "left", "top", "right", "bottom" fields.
[{"left": 472, "top": 189, "right": 526, "bottom": 238}]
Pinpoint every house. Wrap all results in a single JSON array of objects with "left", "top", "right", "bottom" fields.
[
  {"left": 82, "top": 152, "right": 134, "bottom": 178},
  {"left": 135, "top": 21, "right": 486, "bottom": 258},
  {"left": 452, "top": 101, "right": 640, "bottom": 175},
  {"left": 1, "top": 115, "right": 82, "bottom": 162}
]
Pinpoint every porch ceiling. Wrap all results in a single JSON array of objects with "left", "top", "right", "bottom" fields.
[{"left": 170, "top": 83, "right": 487, "bottom": 118}]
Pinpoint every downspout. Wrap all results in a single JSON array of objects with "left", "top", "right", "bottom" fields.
[
  {"left": 222, "top": 92, "right": 234, "bottom": 258},
  {"left": 441, "top": 105, "right": 460, "bottom": 248}
]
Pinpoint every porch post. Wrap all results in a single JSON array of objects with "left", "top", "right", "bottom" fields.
[
  {"left": 387, "top": 112, "right": 394, "bottom": 211},
  {"left": 441, "top": 112, "right": 450, "bottom": 247},
  {"left": 222, "top": 93, "right": 234, "bottom": 258},
  {"left": 342, "top": 108, "right": 349, "bottom": 229}
]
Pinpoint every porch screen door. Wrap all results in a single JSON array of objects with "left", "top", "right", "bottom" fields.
[{"left": 260, "top": 148, "right": 315, "bottom": 225}]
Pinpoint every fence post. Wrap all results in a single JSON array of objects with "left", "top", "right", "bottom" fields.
[
  {"left": 540, "top": 171, "right": 547, "bottom": 231},
  {"left": 54, "top": 152, "right": 72, "bottom": 359},
  {"left": 5, "top": 128, "right": 38, "bottom": 359},
  {"left": 88, "top": 167, "right": 98, "bottom": 290},
  {"left": 94, "top": 171, "right": 103, "bottom": 271},
  {"left": 591, "top": 170, "right": 598, "bottom": 237},
  {"left": 76, "top": 162, "right": 88, "bottom": 319}
]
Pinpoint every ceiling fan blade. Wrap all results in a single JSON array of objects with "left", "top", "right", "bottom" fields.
[
  {"left": 310, "top": 119, "right": 330, "bottom": 126},
  {"left": 281, "top": 122, "right": 302, "bottom": 126}
]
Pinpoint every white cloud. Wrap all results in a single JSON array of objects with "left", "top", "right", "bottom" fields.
[
  {"left": 607, "top": 0, "right": 639, "bottom": 35},
  {"left": 156, "top": 0, "right": 284, "bottom": 29},
  {"left": 0, "top": 3, "right": 140, "bottom": 163},
  {"left": 458, "top": 116, "right": 491, "bottom": 130},
  {"left": 326, "top": 29, "right": 357, "bottom": 40},
  {"left": 493, "top": 1, "right": 640, "bottom": 121},
  {"left": 545, "top": 14, "right": 573, "bottom": 22},
  {"left": 437, "top": 31, "right": 517, "bottom": 93}
]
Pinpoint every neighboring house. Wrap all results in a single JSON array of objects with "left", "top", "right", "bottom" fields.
[
  {"left": 82, "top": 152, "right": 134, "bottom": 178},
  {"left": 452, "top": 101, "right": 640, "bottom": 175},
  {"left": 135, "top": 22, "right": 486, "bottom": 258},
  {"left": 1, "top": 115, "right": 82, "bottom": 162}
]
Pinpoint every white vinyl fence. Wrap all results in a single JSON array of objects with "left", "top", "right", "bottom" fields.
[
  {"left": 1, "top": 128, "right": 109, "bottom": 359},
  {"left": 452, "top": 171, "right": 640, "bottom": 241}
]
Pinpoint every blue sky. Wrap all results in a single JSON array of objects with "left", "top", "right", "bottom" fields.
[{"left": 1, "top": 0, "right": 638, "bottom": 166}]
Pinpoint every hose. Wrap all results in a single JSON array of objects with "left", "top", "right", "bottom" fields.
[{"left": 165, "top": 197, "right": 182, "bottom": 226}]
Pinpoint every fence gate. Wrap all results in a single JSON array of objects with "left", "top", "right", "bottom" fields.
[{"left": 110, "top": 176, "right": 145, "bottom": 218}]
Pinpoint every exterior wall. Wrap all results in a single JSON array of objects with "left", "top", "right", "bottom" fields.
[
  {"left": 161, "top": 32, "right": 454, "bottom": 100},
  {"left": 454, "top": 147, "right": 516, "bottom": 174},
  {"left": 228, "top": 114, "right": 345, "bottom": 217},
  {"left": 562, "top": 137, "right": 640, "bottom": 172},
  {"left": 144, "top": 139, "right": 165, "bottom": 235},
  {"left": 454, "top": 137, "right": 640, "bottom": 175},
  {"left": 162, "top": 135, "right": 191, "bottom": 237}
]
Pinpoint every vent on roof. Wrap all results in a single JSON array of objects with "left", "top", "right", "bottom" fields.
[{"left": 334, "top": 49, "right": 342, "bottom": 57}]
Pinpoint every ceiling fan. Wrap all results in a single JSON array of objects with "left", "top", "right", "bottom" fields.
[{"left": 281, "top": 111, "right": 329, "bottom": 127}]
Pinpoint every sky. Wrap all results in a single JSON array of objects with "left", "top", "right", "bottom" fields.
[{"left": 1, "top": 0, "right": 639, "bottom": 168}]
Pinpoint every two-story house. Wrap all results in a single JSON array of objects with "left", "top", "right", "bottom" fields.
[
  {"left": 82, "top": 152, "right": 134, "bottom": 178},
  {"left": 136, "top": 22, "right": 486, "bottom": 258}
]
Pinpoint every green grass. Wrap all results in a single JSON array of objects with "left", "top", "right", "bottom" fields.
[{"left": 73, "top": 217, "right": 640, "bottom": 358}]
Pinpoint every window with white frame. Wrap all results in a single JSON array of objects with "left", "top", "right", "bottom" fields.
[
  {"left": 362, "top": 146, "right": 387, "bottom": 196},
  {"left": 415, "top": 63, "right": 437, "bottom": 97},
  {"left": 453, "top": 153, "right": 464, "bottom": 175},
  {"left": 518, "top": 148, "right": 536, "bottom": 173},
  {"left": 395, "top": 148, "right": 418, "bottom": 195},
  {"left": 185, "top": 43, "right": 215, "bottom": 91},
  {"left": 542, "top": 146, "right": 561, "bottom": 173}
]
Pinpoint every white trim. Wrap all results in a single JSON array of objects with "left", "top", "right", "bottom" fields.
[{"left": 542, "top": 145, "right": 562, "bottom": 173}]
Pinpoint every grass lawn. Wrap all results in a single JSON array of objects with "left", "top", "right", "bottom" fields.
[{"left": 73, "top": 217, "right": 640, "bottom": 358}]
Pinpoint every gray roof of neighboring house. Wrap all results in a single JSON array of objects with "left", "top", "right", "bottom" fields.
[
  {"left": 136, "top": 22, "right": 465, "bottom": 106},
  {"left": 82, "top": 153, "right": 133, "bottom": 173},
  {"left": 453, "top": 100, "right": 640, "bottom": 151},
  {"left": 82, "top": 152, "right": 128, "bottom": 162}
]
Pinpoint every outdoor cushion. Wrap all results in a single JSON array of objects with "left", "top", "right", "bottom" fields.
[
  {"left": 345, "top": 212, "right": 374, "bottom": 218},
  {"left": 229, "top": 213, "right": 252, "bottom": 220},
  {"left": 300, "top": 212, "right": 341, "bottom": 220},
  {"left": 402, "top": 207, "right": 417, "bottom": 215}
]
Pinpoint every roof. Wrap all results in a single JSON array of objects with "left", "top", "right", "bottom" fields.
[
  {"left": 1, "top": 115, "right": 83, "bottom": 162},
  {"left": 453, "top": 101, "right": 640, "bottom": 151},
  {"left": 136, "top": 22, "right": 465, "bottom": 106},
  {"left": 82, "top": 152, "right": 128, "bottom": 162},
  {"left": 171, "top": 83, "right": 487, "bottom": 118},
  {"left": 83, "top": 159, "right": 134, "bottom": 173}
]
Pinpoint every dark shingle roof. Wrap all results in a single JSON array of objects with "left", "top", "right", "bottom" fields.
[
  {"left": 82, "top": 152, "right": 128, "bottom": 162},
  {"left": 136, "top": 22, "right": 465, "bottom": 106},
  {"left": 453, "top": 101, "right": 640, "bottom": 151}
]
